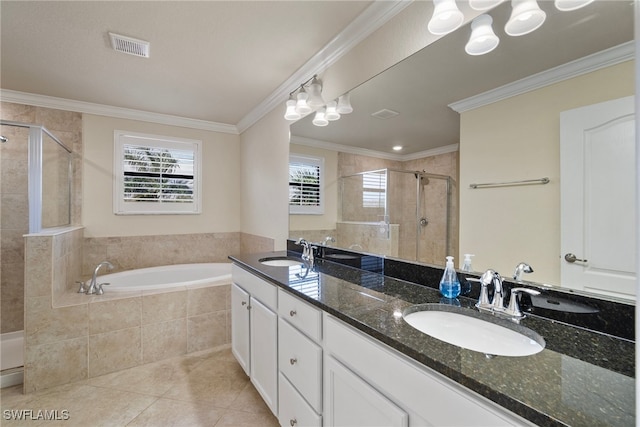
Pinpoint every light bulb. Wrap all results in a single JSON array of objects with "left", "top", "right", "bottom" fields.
[
  {"left": 428, "top": 0, "right": 464, "bottom": 35},
  {"left": 337, "top": 92, "right": 353, "bottom": 114},
  {"left": 505, "top": 0, "right": 546, "bottom": 36},
  {"left": 295, "top": 89, "right": 312, "bottom": 115},
  {"left": 284, "top": 99, "right": 301, "bottom": 121},
  {"left": 325, "top": 101, "right": 341, "bottom": 121},
  {"left": 312, "top": 108, "right": 329, "bottom": 127},
  {"left": 307, "top": 77, "right": 325, "bottom": 108},
  {"left": 465, "top": 14, "right": 499, "bottom": 55}
]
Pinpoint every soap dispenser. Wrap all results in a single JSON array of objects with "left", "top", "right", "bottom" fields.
[
  {"left": 439, "top": 256, "right": 461, "bottom": 299},
  {"left": 460, "top": 254, "right": 474, "bottom": 295}
]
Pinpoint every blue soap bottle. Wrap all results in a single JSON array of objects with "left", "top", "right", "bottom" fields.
[{"left": 439, "top": 256, "right": 461, "bottom": 299}]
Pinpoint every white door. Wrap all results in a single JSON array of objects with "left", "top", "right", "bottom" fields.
[
  {"left": 324, "top": 355, "right": 408, "bottom": 427},
  {"left": 249, "top": 297, "right": 278, "bottom": 416},
  {"left": 231, "top": 283, "right": 251, "bottom": 375},
  {"left": 560, "top": 96, "right": 635, "bottom": 300}
]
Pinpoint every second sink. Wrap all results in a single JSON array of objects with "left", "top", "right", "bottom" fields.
[
  {"left": 403, "top": 304, "right": 545, "bottom": 357},
  {"left": 259, "top": 256, "right": 303, "bottom": 267}
]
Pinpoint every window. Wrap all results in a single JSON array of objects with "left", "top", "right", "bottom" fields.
[
  {"left": 362, "top": 171, "right": 386, "bottom": 208},
  {"left": 289, "top": 155, "right": 324, "bottom": 215},
  {"left": 114, "top": 130, "right": 202, "bottom": 214}
]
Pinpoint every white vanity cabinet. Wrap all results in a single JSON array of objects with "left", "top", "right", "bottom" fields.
[
  {"left": 277, "top": 288, "right": 323, "bottom": 427},
  {"left": 231, "top": 265, "right": 278, "bottom": 415},
  {"left": 324, "top": 314, "right": 534, "bottom": 427}
]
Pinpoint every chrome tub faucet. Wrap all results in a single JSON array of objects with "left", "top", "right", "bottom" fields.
[{"left": 86, "top": 261, "right": 114, "bottom": 295}]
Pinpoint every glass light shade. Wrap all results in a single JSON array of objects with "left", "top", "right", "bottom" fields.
[
  {"left": 428, "top": 0, "right": 464, "bottom": 35},
  {"left": 465, "top": 14, "right": 499, "bottom": 55},
  {"left": 295, "top": 90, "right": 312, "bottom": 115},
  {"left": 469, "top": 0, "right": 504, "bottom": 10},
  {"left": 325, "top": 101, "right": 341, "bottom": 121},
  {"left": 312, "top": 108, "right": 329, "bottom": 127},
  {"left": 337, "top": 92, "right": 353, "bottom": 114},
  {"left": 284, "top": 99, "right": 301, "bottom": 121},
  {"left": 505, "top": 0, "right": 546, "bottom": 36},
  {"left": 307, "top": 78, "right": 325, "bottom": 108},
  {"left": 554, "top": 0, "right": 593, "bottom": 11}
]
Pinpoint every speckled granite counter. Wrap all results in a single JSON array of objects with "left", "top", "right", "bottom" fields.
[{"left": 229, "top": 251, "right": 635, "bottom": 427}]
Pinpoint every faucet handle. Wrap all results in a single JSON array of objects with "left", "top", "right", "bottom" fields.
[
  {"left": 505, "top": 287, "right": 540, "bottom": 318},
  {"left": 76, "top": 280, "right": 87, "bottom": 293},
  {"left": 474, "top": 279, "right": 492, "bottom": 310},
  {"left": 95, "top": 283, "right": 110, "bottom": 295}
]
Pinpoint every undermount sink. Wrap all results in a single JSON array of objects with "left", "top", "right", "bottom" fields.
[
  {"left": 403, "top": 304, "right": 545, "bottom": 357},
  {"left": 259, "top": 257, "right": 303, "bottom": 267}
]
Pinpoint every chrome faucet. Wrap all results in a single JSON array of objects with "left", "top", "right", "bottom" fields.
[
  {"left": 296, "top": 238, "right": 316, "bottom": 267},
  {"left": 477, "top": 269, "right": 540, "bottom": 321},
  {"left": 322, "top": 236, "right": 336, "bottom": 246},
  {"left": 87, "top": 261, "right": 114, "bottom": 295},
  {"left": 513, "top": 262, "right": 534, "bottom": 282}
]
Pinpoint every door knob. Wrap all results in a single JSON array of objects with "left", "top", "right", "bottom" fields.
[{"left": 564, "top": 253, "right": 587, "bottom": 263}]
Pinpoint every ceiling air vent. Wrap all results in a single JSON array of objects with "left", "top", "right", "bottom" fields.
[
  {"left": 371, "top": 108, "right": 400, "bottom": 120},
  {"left": 109, "top": 32, "right": 150, "bottom": 58}
]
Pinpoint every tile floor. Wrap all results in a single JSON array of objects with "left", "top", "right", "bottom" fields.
[{"left": 1, "top": 346, "right": 279, "bottom": 426}]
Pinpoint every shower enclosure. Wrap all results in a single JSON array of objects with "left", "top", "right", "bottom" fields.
[
  {"left": 338, "top": 168, "right": 455, "bottom": 265},
  {"left": 0, "top": 120, "right": 72, "bottom": 386}
]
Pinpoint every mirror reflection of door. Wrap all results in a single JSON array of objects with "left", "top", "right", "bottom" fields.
[{"left": 560, "top": 96, "right": 635, "bottom": 300}]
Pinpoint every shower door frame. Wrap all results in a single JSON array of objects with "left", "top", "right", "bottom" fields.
[{"left": 0, "top": 120, "right": 72, "bottom": 233}]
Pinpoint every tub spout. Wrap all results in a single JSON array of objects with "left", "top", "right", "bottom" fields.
[{"left": 87, "top": 261, "right": 114, "bottom": 295}]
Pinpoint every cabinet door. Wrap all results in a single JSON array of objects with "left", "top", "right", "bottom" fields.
[
  {"left": 325, "top": 355, "right": 408, "bottom": 427},
  {"left": 231, "top": 283, "right": 250, "bottom": 376},
  {"left": 250, "top": 297, "right": 278, "bottom": 416}
]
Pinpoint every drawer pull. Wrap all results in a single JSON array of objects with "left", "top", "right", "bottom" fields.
[
  {"left": 290, "top": 419, "right": 297, "bottom": 426},
  {"left": 290, "top": 357, "right": 297, "bottom": 365},
  {"left": 289, "top": 310, "right": 297, "bottom": 317}
]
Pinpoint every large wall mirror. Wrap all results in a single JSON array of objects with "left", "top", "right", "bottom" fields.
[{"left": 289, "top": 0, "right": 635, "bottom": 302}]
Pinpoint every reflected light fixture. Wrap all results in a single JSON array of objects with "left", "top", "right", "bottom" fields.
[
  {"left": 295, "top": 87, "right": 312, "bottom": 115},
  {"left": 325, "top": 101, "right": 341, "bottom": 121},
  {"left": 465, "top": 14, "right": 499, "bottom": 55},
  {"left": 392, "top": 145, "right": 403, "bottom": 152},
  {"left": 336, "top": 92, "right": 353, "bottom": 114},
  {"left": 284, "top": 94, "right": 301, "bottom": 121},
  {"left": 428, "top": 0, "right": 464, "bottom": 35},
  {"left": 312, "top": 107, "right": 329, "bottom": 127},
  {"left": 505, "top": 0, "right": 546, "bottom": 36},
  {"left": 554, "top": 0, "right": 594, "bottom": 11},
  {"left": 469, "top": 0, "right": 504, "bottom": 10}
]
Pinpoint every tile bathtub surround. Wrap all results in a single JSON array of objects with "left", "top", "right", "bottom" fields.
[
  {"left": 2, "top": 348, "right": 278, "bottom": 427},
  {"left": 82, "top": 232, "right": 241, "bottom": 277}
]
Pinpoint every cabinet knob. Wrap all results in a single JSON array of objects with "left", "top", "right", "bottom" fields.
[
  {"left": 289, "top": 310, "right": 297, "bottom": 317},
  {"left": 241, "top": 301, "right": 247, "bottom": 306},
  {"left": 290, "top": 419, "right": 297, "bottom": 426},
  {"left": 290, "top": 357, "right": 297, "bottom": 365}
]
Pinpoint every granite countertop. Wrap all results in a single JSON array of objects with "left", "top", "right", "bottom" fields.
[{"left": 229, "top": 251, "right": 635, "bottom": 427}]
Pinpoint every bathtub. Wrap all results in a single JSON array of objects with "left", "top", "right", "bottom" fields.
[
  {"left": 1, "top": 330, "right": 24, "bottom": 388},
  {"left": 94, "top": 263, "right": 232, "bottom": 292}
]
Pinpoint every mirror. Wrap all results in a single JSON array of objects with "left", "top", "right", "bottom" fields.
[{"left": 289, "top": 1, "right": 635, "bottom": 299}]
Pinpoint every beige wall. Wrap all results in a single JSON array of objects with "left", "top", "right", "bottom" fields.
[
  {"left": 82, "top": 114, "right": 241, "bottom": 238},
  {"left": 289, "top": 143, "right": 338, "bottom": 232},
  {"left": 459, "top": 61, "right": 635, "bottom": 286}
]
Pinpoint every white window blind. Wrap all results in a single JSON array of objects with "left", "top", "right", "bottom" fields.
[
  {"left": 289, "top": 155, "right": 324, "bottom": 215},
  {"left": 362, "top": 171, "right": 386, "bottom": 208},
  {"left": 114, "top": 131, "right": 202, "bottom": 214}
]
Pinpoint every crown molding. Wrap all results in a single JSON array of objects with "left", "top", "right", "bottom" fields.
[
  {"left": 0, "top": 89, "right": 239, "bottom": 134},
  {"left": 236, "top": 0, "right": 413, "bottom": 133},
  {"left": 449, "top": 41, "right": 635, "bottom": 113},
  {"left": 290, "top": 135, "right": 458, "bottom": 162}
]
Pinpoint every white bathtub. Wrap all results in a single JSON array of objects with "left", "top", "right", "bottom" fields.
[
  {"left": 94, "top": 263, "right": 232, "bottom": 292},
  {"left": 1, "top": 330, "right": 24, "bottom": 388}
]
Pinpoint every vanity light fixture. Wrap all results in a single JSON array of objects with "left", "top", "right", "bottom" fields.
[
  {"left": 312, "top": 107, "right": 329, "bottom": 127},
  {"left": 465, "top": 14, "right": 499, "bottom": 55},
  {"left": 284, "top": 94, "right": 301, "bottom": 121},
  {"left": 469, "top": 0, "right": 504, "bottom": 11},
  {"left": 336, "top": 92, "right": 353, "bottom": 114},
  {"left": 295, "top": 86, "right": 312, "bottom": 115},
  {"left": 428, "top": 0, "right": 464, "bottom": 35},
  {"left": 325, "top": 101, "right": 341, "bottom": 121},
  {"left": 306, "top": 76, "right": 325, "bottom": 108},
  {"left": 554, "top": 0, "right": 594, "bottom": 11},
  {"left": 283, "top": 74, "right": 324, "bottom": 120},
  {"left": 504, "top": 0, "right": 546, "bottom": 36}
]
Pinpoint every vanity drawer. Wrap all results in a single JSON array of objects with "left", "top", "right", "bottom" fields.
[
  {"left": 278, "top": 288, "right": 322, "bottom": 342},
  {"left": 279, "top": 373, "right": 321, "bottom": 427},
  {"left": 278, "top": 317, "right": 323, "bottom": 412},
  {"left": 232, "top": 264, "right": 277, "bottom": 310}
]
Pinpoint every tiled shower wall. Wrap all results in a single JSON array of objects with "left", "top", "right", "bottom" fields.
[{"left": 0, "top": 102, "right": 82, "bottom": 334}]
